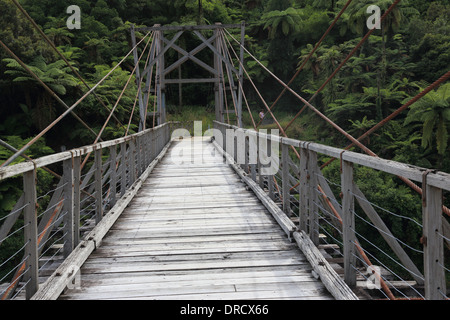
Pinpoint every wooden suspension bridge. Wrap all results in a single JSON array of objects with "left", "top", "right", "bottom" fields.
[{"left": 0, "top": 17, "right": 449, "bottom": 301}]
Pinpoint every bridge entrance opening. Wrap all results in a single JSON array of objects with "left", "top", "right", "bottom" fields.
[{"left": 130, "top": 23, "right": 246, "bottom": 130}]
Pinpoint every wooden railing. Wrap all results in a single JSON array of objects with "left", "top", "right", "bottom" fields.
[
  {"left": 214, "top": 121, "right": 450, "bottom": 300},
  {"left": 0, "top": 123, "right": 171, "bottom": 299}
]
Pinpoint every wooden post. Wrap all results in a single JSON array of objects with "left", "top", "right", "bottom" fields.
[
  {"left": 109, "top": 146, "right": 117, "bottom": 208},
  {"left": 141, "top": 134, "right": 147, "bottom": 169},
  {"left": 307, "top": 150, "right": 319, "bottom": 245},
  {"left": 158, "top": 31, "right": 166, "bottom": 124},
  {"left": 257, "top": 135, "right": 264, "bottom": 189},
  {"left": 73, "top": 155, "right": 81, "bottom": 246},
  {"left": 62, "top": 158, "right": 74, "bottom": 258},
  {"left": 281, "top": 143, "right": 290, "bottom": 215},
  {"left": 299, "top": 146, "right": 308, "bottom": 232},
  {"left": 149, "top": 131, "right": 155, "bottom": 163},
  {"left": 120, "top": 142, "right": 127, "bottom": 196},
  {"left": 214, "top": 23, "right": 224, "bottom": 123},
  {"left": 244, "top": 136, "right": 249, "bottom": 172},
  {"left": 236, "top": 21, "right": 245, "bottom": 128},
  {"left": 94, "top": 148, "right": 103, "bottom": 225},
  {"left": 136, "top": 136, "right": 142, "bottom": 177},
  {"left": 341, "top": 159, "right": 356, "bottom": 287},
  {"left": 145, "top": 131, "right": 151, "bottom": 164},
  {"left": 130, "top": 139, "right": 137, "bottom": 183},
  {"left": 267, "top": 138, "right": 274, "bottom": 200},
  {"left": 422, "top": 179, "right": 445, "bottom": 300},
  {"left": 23, "top": 169, "right": 38, "bottom": 299},
  {"left": 130, "top": 24, "right": 146, "bottom": 131}
]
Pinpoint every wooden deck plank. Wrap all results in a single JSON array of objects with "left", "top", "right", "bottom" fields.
[
  {"left": 62, "top": 282, "right": 330, "bottom": 300},
  {"left": 60, "top": 138, "right": 333, "bottom": 300}
]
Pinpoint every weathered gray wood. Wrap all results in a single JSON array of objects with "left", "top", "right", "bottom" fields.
[
  {"left": 129, "top": 139, "right": 136, "bottom": 184},
  {"left": 163, "top": 37, "right": 218, "bottom": 77},
  {"left": 144, "top": 30, "right": 184, "bottom": 78},
  {"left": 0, "top": 195, "right": 24, "bottom": 246},
  {"left": 0, "top": 123, "right": 169, "bottom": 181},
  {"left": 212, "top": 121, "right": 450, "bottom": 190},
  {"left": 315, "top": 168, "right": 342, "bottom": 221},
  {"left": 55, "top": 138, "right": 331, "bottom": 301},
  {"left": 194, "top": 30, "right": 239, "bottom": 76},
  {"left": 353, "top": 185, "right": 424, "bottom": 285},
  {"left": 120, "top": 142, "right": 127, "bottom": 196},
  {"left": 36, "top": 178, "right": 64, "bottom": 239},
  {"left": 164, "top": 78, "right": 217, "bottom": 84},
  {"left": 73, "top": 155, "right": 81, "bottom": 246},
  {"left": 293, "top": 231, "right": 358, "bottom": 300},
  {"left": 237, "top": 21, "right": 245, "bottom": 128},
  {"left": 135, "top": 23, "right": 242, "bottom": 32},
  {"left": 94, "top": 148, "right": 103, "bottom": 225},
  {"left": 130, "top": 24, "right": 145, "bottom": 131},
  {"left": 307, "top": 150, "right": 319, "bottom": 245},
  {"left": 299, "top": 148, "right": 308, "bottom": 231},
  {"left": 341, "top": 160, "right": 356, "bottom": 287},
  {"left": 422, "top": 182, "right": 445, "bottom": 300},
  {"left": 23, "top": 169, "right": 38, "bottom": 300},
  {"left": 212, "top": 140, "right": 297, "bottom": 239},
  {"left": 214, "top": 26, "right": 224, "bottom": 123},
  {"left": 109, "top": 146, "right": 117, "bottom": 208},
  {"left": 62, "top": 158, "right": 74, "bottom": 258},
  {"left": 135, "top": 136, "right": 141, "bottom": 177},
  {"left": 281, "top": 143, "right": 290, "bottom": 214},
  {"left": 31, "top": 139, "right": 172, "bottom": 300}
]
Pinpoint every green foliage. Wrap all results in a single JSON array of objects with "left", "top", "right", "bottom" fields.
[
  {"left": 404, "top": 83, "right": 450, "bottom": 155},
  {"left": 4, "top": 55, "right": 78, "bottom": 96},
  {"left": 261, "top": 7, "right": 302, "bottom": 39},
  {"left": 0, "top": 0, "right": 449, "bottom": 289}
]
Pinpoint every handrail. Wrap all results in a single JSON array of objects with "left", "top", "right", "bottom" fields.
[
  {"left": 0, "top": 123, "right": 169, "bottom": 181},
  {"left": 214, "top": 120, "right": 449, "bottom": 300},
  {"left": 0, "top": 122, "right": 172, "bottom": 299},
  {"left": 213, "top": 121, "right": 450, "bottom": 191}
]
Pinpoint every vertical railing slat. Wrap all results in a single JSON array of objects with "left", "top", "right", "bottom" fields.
[
  {"left": 109, "top": 145, "right": 117, "bottom": 208},
  {"left": 423, "top": 181, "right": 445, "bottom": 300},
  {"left": 281, "top": 143, "right": 290, "bottom": 215},
  {"left": 341, "top": 159, "right": 356, "bottom": 287},
  {"left": 94, "top": 148, "right": 103, "bottom": 225},
  {"left": 23, "top": 169, "right": 38, "bottom": 299},
  {"left": 307, "top": 150, "right": 319, "bottom": 245},
  {"left": 73, "top": 155, "right": 81, "bottom": 246},
  {"left": 62, "top": 158, "right": 74, "bottom": 258}
]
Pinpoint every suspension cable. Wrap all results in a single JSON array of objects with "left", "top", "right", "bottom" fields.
[
  {"left": 321, "top": 69, "right": 450, "bottom": 169},
  {"left": 10, "top": 0, "right": 124, "bottom": 126},
  {"left": 221, "top": 33, "right": 257, "bottom": 129},
  {"left": 256, "top": 0, "right": 354, "bottom": 127},
  {"left": 127, "top": 32, "right": 158, "bottom": 135},
  {"left": 225, "top": 28, "right": 377, "bottom": 156},
  {"left": 0, "top": 39, "right": 102, "bottom": 142},
  {"left": 81, "top": 32, "right": 154, "bottom": 169},
  {"left": 0, "top": 32, "right": 151, "bottom": 168},
  {"left": 283, "top": 0, "right": 402, "bottom": 132}
]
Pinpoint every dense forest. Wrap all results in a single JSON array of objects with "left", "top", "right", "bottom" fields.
[
  {"left": 0, "top": 0, "right": 449, "bottom": 288},
  {"left": 0, "top": 0, "right": 449, "bottom": 167}
]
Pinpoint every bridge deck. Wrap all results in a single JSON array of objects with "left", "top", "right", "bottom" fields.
[{"left": 60, "top": 138, "right": 332, "bottom": 300}]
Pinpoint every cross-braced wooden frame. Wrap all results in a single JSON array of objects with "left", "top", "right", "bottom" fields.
[{"left": 130, "top": 22, "right": 246, "bottom": 129}]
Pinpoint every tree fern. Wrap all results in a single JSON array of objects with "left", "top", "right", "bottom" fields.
[{"left": 404, "top": 83, "right": 450, "bottom": 154}]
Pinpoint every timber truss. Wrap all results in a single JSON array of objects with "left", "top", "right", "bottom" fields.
[{"left": 130, "top": 23, "right": 246, "bottom": 129}]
